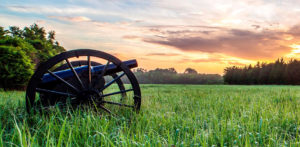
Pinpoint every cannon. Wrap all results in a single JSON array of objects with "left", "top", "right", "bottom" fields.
[{"left": 26, "top": 49, "right": 141, "bottom": 114}]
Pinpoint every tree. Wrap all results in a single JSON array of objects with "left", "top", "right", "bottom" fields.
[
  {"left": 9, "top": 26, "right": 23, "bottom": 38},
  {"left": 0, "top": 24, "right": 66, "bottom": 89},
  {"left": 224, "top": 58, "right": 300, "bottom": 85},
  {"left": 48, "top": 30, "right": 55, "bottom": 44},
  {"left": 9, "top": 23, "right": 66, "bottom": 64},
  {"left": 0, "top": 45, "right": 34, "bottom": 89},
  {"left": 127, "top": 67, "right": 223, "bottom": 84},
  {"left": 269, "top": 58, "right": 286, "bottom": 84},
  {"left": 286, "top": 59, "right": 300, "bottom": 84},
  {"left": 184, "top": 68, "right": 198, "bottom": 74},
  {"left": 133, "top": 68, "right": 147, "bottom": 73},
  {"left": 0, "top": 35, "right": 36, "bottom": 58},
  {"left": 0, "top": 26, "right": 8, "bottom": 38}
]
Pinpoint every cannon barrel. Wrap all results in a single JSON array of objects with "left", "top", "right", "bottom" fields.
[{"left": 42, "top": 59, "right": 137, "bottom": 83}]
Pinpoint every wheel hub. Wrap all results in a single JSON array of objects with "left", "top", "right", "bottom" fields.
[{"left": 77, "top": 89, "right": 103, "bottom": 103}]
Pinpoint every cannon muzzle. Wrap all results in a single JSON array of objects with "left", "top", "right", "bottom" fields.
[{"left": 42, "top": 59, "right": 137, "bottom": 83}]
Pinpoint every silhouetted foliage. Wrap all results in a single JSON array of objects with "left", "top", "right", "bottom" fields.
[
  {"left": 224, "top": 58, "right": 300, "bottom": 85},
  {"left": 184, "top": 68, "right": 198, "bottom": 74},
  {"left": 0, "top": 23, "right": 65, "bottom": 89},
  {"left": 125, "top": 68, "right": 223, "bottom": 84}
]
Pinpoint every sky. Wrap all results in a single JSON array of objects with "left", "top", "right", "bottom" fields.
[{"left": 2, "top": 0, "right": 300, "bottom": 74}]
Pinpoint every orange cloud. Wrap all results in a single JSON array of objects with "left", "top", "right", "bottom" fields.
[
  {"left": 227, "top": 61, "right": 246, "bottom": 66},
  {"left": 146, "top": 53, "right": 180, "bottom": 56},
  {"left": 143, "top": 26, "right": 300, "bottom": 60}
]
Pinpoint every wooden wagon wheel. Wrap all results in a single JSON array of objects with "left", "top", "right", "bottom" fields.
[{"left": 26, "top": 49, "right": 141, "bottom": 114}]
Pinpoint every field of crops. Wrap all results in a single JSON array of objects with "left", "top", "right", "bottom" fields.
[{"left": 0, "top": 85, "right": 300, "bottom": 146}]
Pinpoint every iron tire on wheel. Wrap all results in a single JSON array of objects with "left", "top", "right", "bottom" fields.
[{"left": 26, "top": 49, "right": 141, "bottom": 114}]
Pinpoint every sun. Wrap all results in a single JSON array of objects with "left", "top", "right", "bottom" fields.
[{"left": 290, "top": 44, "right": 300, "bottom": 54}]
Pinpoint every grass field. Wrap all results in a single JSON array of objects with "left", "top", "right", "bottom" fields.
[{"left": 0, "top": 85, "right": 300, "bottom": 146}]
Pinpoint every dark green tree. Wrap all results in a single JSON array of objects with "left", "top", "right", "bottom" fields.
[
  {"left": 286, "top": 59, "right": 300, "bottom": 84},
  {"left": 0, "top": 45, "right": 34, "bottom": 89},
  {"left": 224, "top": 58, "right": 300, "bottom": 85},
  {"left": 0, "top": 24, "right": 66, "bottom": 89}
]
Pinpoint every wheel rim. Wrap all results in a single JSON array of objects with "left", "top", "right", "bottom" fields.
[{"left": 26, "top": 49, "right": 141, "bottom": 114}]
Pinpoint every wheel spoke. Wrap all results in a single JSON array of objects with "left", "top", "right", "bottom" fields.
[
  {"left": 102, "top": 100, "right": 134, "bottom": 108},
  {"left": 47, "top": 70, "right": 80, "bottom": 93},
  {"left": 98, "top": 105, "right": 111, "bottom": 114},
  {"left": 100, "top": 61, "right": 110, "bottom": 77},
  {"left": 88, "top": 56, "right": 92, "bottom": 89},
  {"left": 99, "top": 72, "right": 126, "bottom": 91},
  {"left": 102, "top": 89, "right": 133, "bottom": 97},
  {"left": 65, "top": 59, "right": 85, "bottom": 89},
  {"left": 36, "top": 88, "right": 76, "bottom": 97}
]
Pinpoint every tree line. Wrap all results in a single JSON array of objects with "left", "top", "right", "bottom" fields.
[
  {"left": 122, "top": 68, "right": 223, "bottom": 84},
  {"left": 224, "top": 58, "right": 300, "bottom": 85},
  {"left": 0, "top": 24, "right": 65, "bottom": 89}
]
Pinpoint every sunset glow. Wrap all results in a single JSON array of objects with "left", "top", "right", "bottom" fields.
[
  {"left": 290, "top": 44, "right": 300, "bottom": 54},
  {"left": 2, "top": 0, "right": 300, "bottom": 74}
]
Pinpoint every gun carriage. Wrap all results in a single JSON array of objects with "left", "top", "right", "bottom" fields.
[{"left": 26, "top": 49, "right": 141, "bottom": 114}]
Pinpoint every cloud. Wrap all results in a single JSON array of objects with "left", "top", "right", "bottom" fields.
[
  {"left": 143, "top": 26, "right": 298, "bottom": 60},
  {"left": 5, "top": 0, "right": 300, "bottom": 65},
  {"left": 179, "top": 56, "right": 247, "bottom": 66},
  {"left": 36, "top": 20, "right": 46, "bottom": 24},
  {"left": 251, "top": 25, "right": 260, "bottom": 30},
  {"left": 146, "top": 53, "right": 180, "bottom": 56},
  {"left": 6, "top": 5, "right": 103, "bottom": 15},
  {"left": 178, "top": 56, "right": 247, "bottom": 67},
  {"left": 191, "top": 58, "right": 223, "bottom": 63},
  {"left": 227, "top": 61, "right": 246, "bottom": 66},
  {"left": 48, "top": 16, "right": 91, "bottom": 22},
  {"left": 122, "top": 35, "right": 141, "bottom": 40},
  {"left": 288, "top": 25, "right": 300, "bottom": 37}
]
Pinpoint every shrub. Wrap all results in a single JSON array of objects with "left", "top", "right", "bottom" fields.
[{"left": 0, "top": 45, "right": 34, "bottom": 89}]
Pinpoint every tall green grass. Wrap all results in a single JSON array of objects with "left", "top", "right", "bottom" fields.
[{"left": 0, "top": 85, "right": 300, "bottom": 146}]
